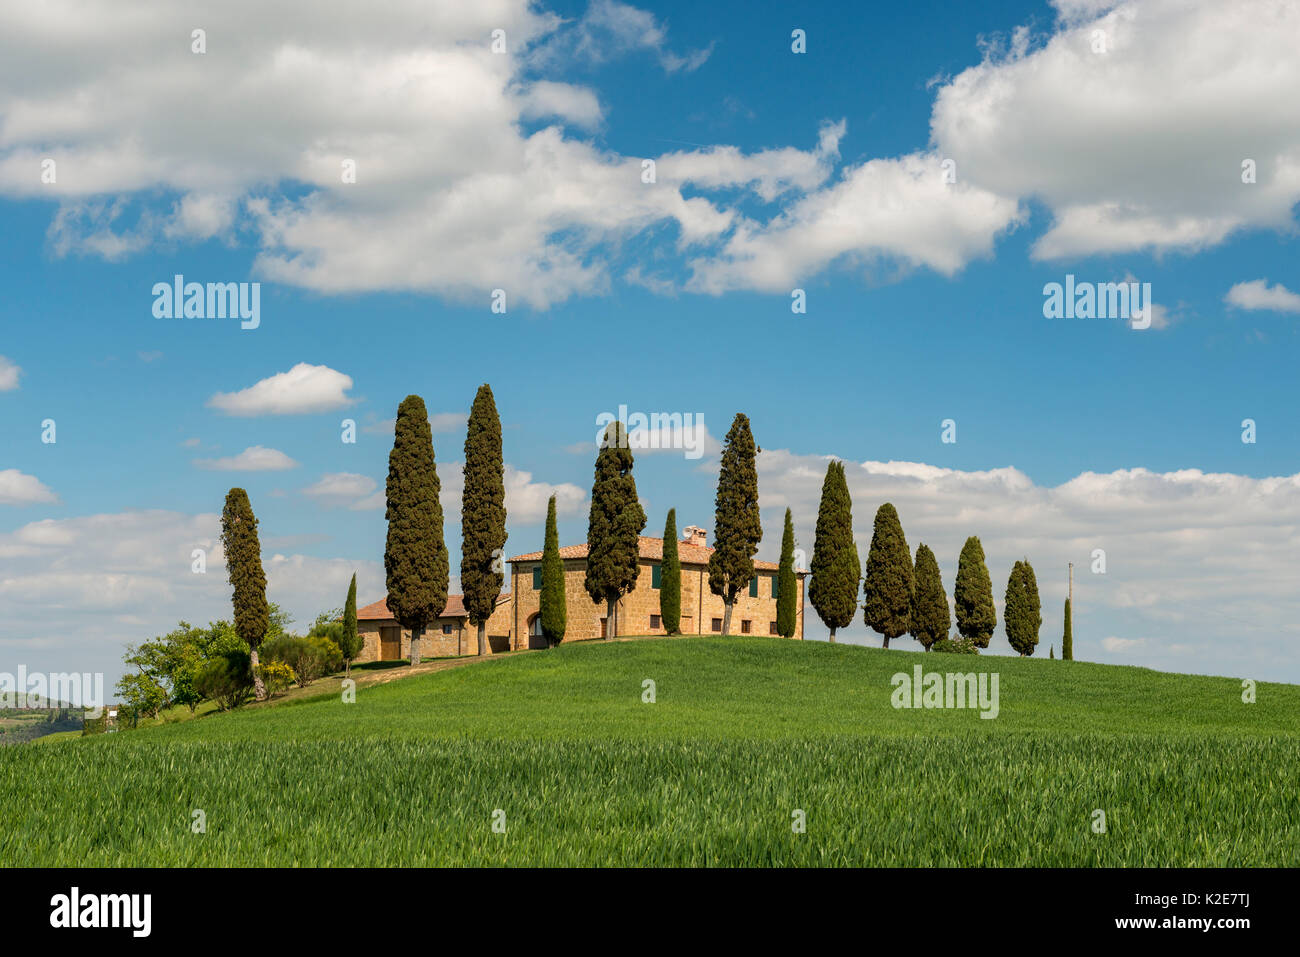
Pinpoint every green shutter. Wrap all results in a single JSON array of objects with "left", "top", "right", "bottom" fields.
[
  {"left": 771, "top": 575, "right": 779, "bottom": 599},
  {"left": 532, "top": 565, "right": 542, "bottom": 589},
  {"left": 749, "top": 576, "right": 758, "bottom": 597},
  {"left": 652, "top": 563, "right": 662, "bottom": 589}
]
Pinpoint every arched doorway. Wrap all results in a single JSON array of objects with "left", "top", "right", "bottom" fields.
[{"left": 527, "top": 614, "right": 548, "bottom": 649}]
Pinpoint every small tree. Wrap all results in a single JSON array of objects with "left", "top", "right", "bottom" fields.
[
  {"left": 462, "top": 384, "right": 507, "bottom": 657},
  {"left": 775, "top": 508, "right": 798, "bottom": 638},
  {"left": 909, "top": 543, "right": 950, "bottom": 650},
  {"left": 1004, "top": 559, "right": 1042, "bottom": 656},
  {"left": 862, "top": 503, "right": 914, "bottom": 649},
  {"left": 338, "top": 573, "right": 362, "bottom": 676},
  {"left": 708, "top": 413, "right": 762, "bottom": 635},
  {"left": 540, "top": 494, "right": 567, "bottom": 646},
  {"left": 660, "top": 508, "right": 682, "bottom": 635},
  {"left": 221, "top": 488, "right": 270, "bottom": 700},
  {"left": 808, "top": 461, "right": 859, "bottom": 641},
  {"left": 385, "top": 395, "right": 449, "bottom": 666},
  {"left": 585, "top": 421, "right": 646, "bottom": 637},
  {"left": 1062, "top": 597, "right": 1073, "bottom": 660},
  {"left": 954, "top": 536, "right": 996, "bottom": 648}
]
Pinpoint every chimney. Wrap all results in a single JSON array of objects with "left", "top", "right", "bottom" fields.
[{"left": 682, "top": 525, "right": 708, "bottom": 548}]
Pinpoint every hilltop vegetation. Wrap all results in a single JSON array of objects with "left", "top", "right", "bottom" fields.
[{"left": 3, "top": 638, "right": 1297, "bottom": 866}]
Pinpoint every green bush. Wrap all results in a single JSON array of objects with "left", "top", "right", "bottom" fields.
[
  {"left": 931, "top": 634, "right": 980, "bottom": 655},
  {"left": 195, "top": 650, "right": 253, "bottom": 710},
  {"left": 264, "top": 634, "right": 342, "bottom": 687}
]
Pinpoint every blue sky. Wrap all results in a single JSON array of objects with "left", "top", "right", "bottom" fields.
[{"left": 2, "top": 0, "right": 1299, "bottom": 686}]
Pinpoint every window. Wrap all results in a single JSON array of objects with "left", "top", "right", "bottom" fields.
[
  {"left": 769, "top": 621, "right": 778, "bottom": 635},
  {"left": 652, "top": 563, "right": 662, "bottom": 589},
  {"left": 711, "top": 617, "right": 722, "bottom": 632},
  {"left": 442, "top": 624, "right": 453, "bottom": 635},
  {"left": 650, "top": 614, "right": 661, "bottom": 630},
  {"left": 741, "top": 620, "right": 752, "bottom": 634},
  {"left": 749, "top": 577, "right": 758, "bottom": 597},
  {"left": 532, "top": 565, "right": 542, "bottom": 589}
]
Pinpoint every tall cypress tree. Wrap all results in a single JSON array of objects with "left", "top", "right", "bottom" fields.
[
  {"left": 862, "top": 503, "right": 914, "bottom": 649},
  {"left": 385, "top": 394, "right": 449, "bottom": 666},
  {"left": 808, "top": 461, "right": 860, "bottom": 641},
  {"left": 540, "top": 494, "right": 566, "bottom": 647},
  {"left": 585, "top": 421, "right": 646, "bottom": 638},
  {"left": 339, "top": 572, "right": 362, "bottom": 676},
  {"left": 954, "top": 536, "right": 996, "bottom": 648},
  {"left": 1004, "top": 559, "right": 1042, "bottom": 656},
  {"left": 660, "top": 508, "right": 681, "bottom": 635},
  {"left": 776, "top": 507, "right": 798, "bottom": 638},
  {"left": 909, "top": 543, "right": 950, "bottom": 650},
  {"left": 461, "top": 384, "right": 507, "bottom": 657},
  {"left": 708, "top": 413, "right": 762, "bottom": 635},
  {"left": 1062, "top": 597, "right": 1073, "bottom": 660},
  {"left": 221, "top": 488, "right": 269, "bottom": 700}
]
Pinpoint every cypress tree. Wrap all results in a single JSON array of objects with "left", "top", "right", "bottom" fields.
[
  {"left": 385, "top": 394, "right": 449, "bottom": 666},
  {"left": 540, "top": 494, "right": 567, "bottom": 646},
  {"left": 862, "top": 503, "right": 914, "bottom": 648},
  {"left": 909, "top": 543, "right": 950, "bottom": 650},
  {"left": 1062, "top": 597, "right": 1073, "bottom": 660},
  {"left": 708, "top": 413, "right": 762, "bottom": 635},
  {"left": 660, "top": 508, "right": 682, "bottom": 635},
  {"left": 808, "top": 461, "right": 859, "bottom": 641},
  {"left": 954, "top": 536, "right": 996, "bottom": 648},
  {"left": 221, "top": 488, "right": 269, "bottom": 700},
  {"left": 776, "top": 507, "right": 798, "bottom": 638},
  {"left": 1004, "top": 559, "right": 1042, "bottom": 656},
  {"left": 338, "top": 572, "right": 362, "bottom": 676},
  {"left": 585, "top": 421, "right": 646, "bottom": 637},
  {"left": 461, "top": 384, "right": 507, "bottom": 656},
  {"left": 1050, "top": 645, "right": 1055, "bottom": 658}
]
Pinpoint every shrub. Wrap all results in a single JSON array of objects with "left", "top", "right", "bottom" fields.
[
  {"left": 263, "top": 634, "right": 342, "bottom": 687},
  {"left": 255, "top": 660, "right": 296, "bottom": 698},
  {"left": 931, "top": 634, "right": 980, "bottom": 655},
  {"left": 195, "top": 650, "right": 253, "bottom": 710}
]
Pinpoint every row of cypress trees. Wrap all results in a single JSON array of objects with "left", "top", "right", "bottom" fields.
[{"left": 806, "top": 460, "right": 1047, "bottom": 655}]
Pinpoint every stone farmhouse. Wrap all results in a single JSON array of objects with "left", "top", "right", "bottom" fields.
[{"left": 355, "top": 525, "right": 807, "bottom": 660}]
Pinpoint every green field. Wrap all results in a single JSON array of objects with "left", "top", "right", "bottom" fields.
[{"left": 3, "top": 637, "right": 1297, "bottom": 866}]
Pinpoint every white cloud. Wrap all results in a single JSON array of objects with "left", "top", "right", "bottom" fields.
[
  {"left": 434, "top": 461, "right": 585, "bottom": 523},
  {"left": 688, "top": 151, "right": 1023, "bottom": 293},
  {"left": 534, "top": 0, "right": 713, "bottom": 74},
  {"left": 0, "top": 469, "right": 58, "bottom": 505},
  {"left": 0, "top": 508, "right": 382, "bottom": 683},
  {"left": 758, "top": 449, "right": 1300, "bottom": 682},
  {"left": 1225, "top": 279, "right": 1300, "bottom": 314},
  {"left": 193, "top": 446, "right": 300, "bottom": 471},
  {"left": 301, "top": 472, "right": 377, "bottom": 506},
  {"left": 207, "top": 363, "right": 355, "bottom": 416},
  {"left": 931, "top": 0, "right": 1300, "bottom": 260},
  {"left": 0, "top": 355, "right": 21, "bottom": 390},
  {"left": 1102, "top": 636, "right": 1145, "bottom": 652}
]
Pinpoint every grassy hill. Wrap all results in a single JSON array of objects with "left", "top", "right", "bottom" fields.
[{"left": 3, "top": 637, "right": 1297, "bottom": 866}]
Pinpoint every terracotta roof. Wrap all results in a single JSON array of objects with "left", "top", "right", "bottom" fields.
[
  {"left": 356, "top": 592, "right": 508, "bottom": 621},
  {"left": 507, "top": 536, "right": 804, "bottom": 574}
]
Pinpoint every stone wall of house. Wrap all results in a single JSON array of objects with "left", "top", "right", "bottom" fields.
[
  {"left": 509, "top": 558, "right": 805, "bottom": 647},
  {"left": 357, "top": 600, "right": 514, "bottom": 662}
]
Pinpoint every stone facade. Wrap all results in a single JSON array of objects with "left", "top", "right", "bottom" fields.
[
  {"left": 355, "top": 530, "right": 807, "bottom": 658},
  {"left": 506, "top": 530, "right": 806, "bottom": 649},
  {"left": 355, "top": 594, "right": 513, "bottom": 662}
]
